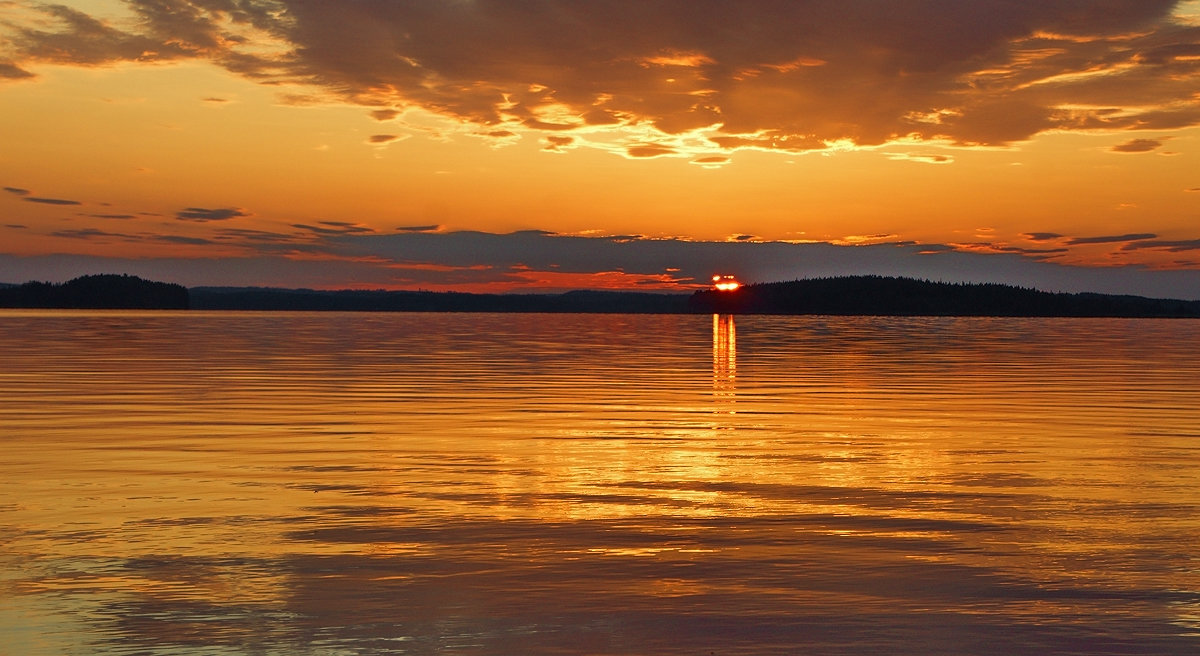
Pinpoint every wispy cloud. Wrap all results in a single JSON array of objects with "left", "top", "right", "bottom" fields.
[
  {"left": 367, "top": 134, "right": 405, "bottom": 144},
  {"left": 1111, "top": 138, "right": 1165, "bottom": 153},
  {"left": 25, "top": 197, "right": 82, "bottom": 205},
  {"left": 396, "top": 225, "right": 440, "bottom": 233},
  {"left": 175, "top": 207, "right": 250, "bottom": 222},
  {"left": 1122, "top": 238, "right": 1200, "bottom": 252},
  {"left": 1067, "top": 233, "right": 1158, "bottom": 245},
  {"left": 0, "top": 61, "right": 34, "bottom": 79},
  {"left": 293, "top": 221, "right": 376, "bottom": 235},
  {"left": 50, "top": 228, "right": 127, "bottom": 240}
]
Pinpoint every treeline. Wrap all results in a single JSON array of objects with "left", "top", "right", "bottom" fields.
[
  {"left": 3, "top": 274, "right": 1198, "bottom": 316},
  {"left": 190, "top": 287, "right": 691, "bottom": 313},
  {"left": 0, "top": 274, "right": 189, "bottom": 309},
  {"left": 688, "top": 276, "right": 1200, "bottom": 317}
]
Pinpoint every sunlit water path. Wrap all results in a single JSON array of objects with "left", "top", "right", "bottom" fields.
[{"left": 2, "top": 311, "right": 1198, "bottom": 655}]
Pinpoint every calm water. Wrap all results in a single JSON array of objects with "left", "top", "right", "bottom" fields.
[{"left": 1, "top": 311, "right": 1198, "bottom": 655}]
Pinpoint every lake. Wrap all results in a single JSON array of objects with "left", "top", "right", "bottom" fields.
[{"left": 1, "top": 311, "right": 1198, "bottom": 655}]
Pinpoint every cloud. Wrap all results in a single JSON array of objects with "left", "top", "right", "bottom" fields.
[
  {"left": 885, "top": 152, "right": 954, "bottom": 164},
  {"left": 370, "top": 109, "right": 401, "bottom": 121},
  {"left": 1110, "top": 138, "right": 1164, "bottom": 153},
  {"left": 367, "top": 134, "right": 404, "bottom": 144},
  {"left": 0, "top": 61, "right": 34, "bottom": 80},
  {"left": 543, "top": 135, "right": 575, "bottom": 152},
  {"left": 86, "top": 213, "right": 136, "bottom": 219},
  {"left": 6, "top": 1, "right": 1196, "bottom": 156},
  {"left": 3, "top": 187, "right": 30, "bottom": 196},
  {"left": 319, "top": 230, "right": 1200, "bottom": 298},
  {"left": 627, "top": 144, "right": 677, "bottom": 158},
  {"left": 1023, "top": 232, "right": 1064, "bottom": 241},
  {"left": 8, "top": 231, "right": 1200, "bottom": 298},
  {"left": 1066, "top": 233, "right": 1157, "bottom": 245},
  {"left": 24, "top": 197, "right": 82, "bottom": 205},
  {"left": 175, "top": 207, "right": 250, "bottom": 221},
  {"left": 396, "top": 225, "right": 440, "bottom": 233},
  {"left": 50, "top": 228, "right": 126, "bottom": 240},
  {"left": 1121, "top": 239, "right": 1200, "bottom": 252},
  {"left": 293, "top": 221, "right": 376, "bottom": 235},
  {"left": 690, "top": 155, "right": 730, "bottom": 168},
  {"left": 212, "top": 227, "right": 302, "bottom": 244},
  {"left": 150, "top": 234, "right": 216, "bottom": 245}
]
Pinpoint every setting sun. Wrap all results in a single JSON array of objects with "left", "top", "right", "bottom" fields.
[{"left": 712, "top": 275, "right": 741, "bottom": 292}]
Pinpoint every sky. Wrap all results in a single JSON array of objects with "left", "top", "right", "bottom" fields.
[{"left": 2, "top": 0, "right": 1200, "bottom": 297}]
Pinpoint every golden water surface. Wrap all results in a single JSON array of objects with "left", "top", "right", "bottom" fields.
[{"left": 1, "top": 311, "right": 1198, "bottom": 655}]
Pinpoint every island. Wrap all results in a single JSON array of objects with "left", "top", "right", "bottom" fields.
[{"left": 0, "top": 274, "right": 189, "bottom": 309}]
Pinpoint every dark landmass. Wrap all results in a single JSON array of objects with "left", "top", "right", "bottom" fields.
[
  {"left": 2, "top": 274, "right": 1197, "bottom": 316},
  {"left": 689, "top": 276, "right": 1200, "bottom": 317},
  {"left": 0, "top": 274, "right": 189, "bottom": 309},
  {"left": 190, "top": 287, "right": 690, "bottom": 313}
]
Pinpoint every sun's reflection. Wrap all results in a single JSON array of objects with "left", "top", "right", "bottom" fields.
[{"left": 712, "top": 314, "right": 736, "bottom": 410}]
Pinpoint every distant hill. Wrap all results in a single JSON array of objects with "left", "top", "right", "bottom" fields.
[
  {"left": 688, "top": 276, "right": 1200, "bottom": 317},
  {"left": 0, "top": 274, "right": 189, "bottom": 309}
]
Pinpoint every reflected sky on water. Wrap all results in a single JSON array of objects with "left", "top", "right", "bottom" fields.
[{"left": 1, "top": 311, "right": 1199, "bottom": 654}]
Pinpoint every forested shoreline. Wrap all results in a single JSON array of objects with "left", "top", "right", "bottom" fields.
[{"left": 2, "top": 274, "right": 1198, "bottom": 317}]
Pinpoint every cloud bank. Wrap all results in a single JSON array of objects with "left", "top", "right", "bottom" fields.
[
  {"left": 4, "top": 1, "right": 1199, "bottom": 156},
  {"left": 3, "top": 229, "right": 1200, "bottom": 299}
]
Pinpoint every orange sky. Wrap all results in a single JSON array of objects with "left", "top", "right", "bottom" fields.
[{"left": 2, "top": 1, "right": 1200, "bottom": 296}]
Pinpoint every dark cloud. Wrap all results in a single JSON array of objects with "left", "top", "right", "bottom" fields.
[
  {"left": 10, "top": 4, "right": 195, "bottom": 66},
  {"left": 86, "top": 213, "right": 137, "bottom": 220},
  {"left": 3, "top": 187, "right": 30, "bottom": 196},
  {"left": 1121, "top": 239, "right": 1200, "bottom": 252},
  {"left": 627, "top": 145, "right": 677, "bottom": 158},
  {"left": 543, "top": 135, "right": 575, "bottom": 151},
  {"left": 50, "top": 228, "right": 126, "bottom": 240},
  {"left": 6, "top": 224, "right": 28, "bottom": 229},
  {"left": 370, "top": 109, "right": 401, "bottom": 121},
  {"left": 1111, "top": 138, "right": 1164, "bottom": 153},
  {"left": 306, "top": 229, "right": 1200, "bottom": 298},
  {"left": 1066, "top": 233, "right": 1157, "bottom": 245},
  {"left": 6, "top": 1, "right": 1195, "bottom": 154},
  {"left": 1023, "top": 233, "right": 1064, "bottom": 242},
  {"left": 293, "top": 222, "right": 375, "bottom": 235},
  {"left": 213, "top": 227, "right": 303, "bottom": 243},
  {"left": 396, "top": 225, "right": 440, "bottom": 233},
  {"left": 6, "top": 232, "right": 1200, "bottom": 299},
  {"left": 0, "top": 61, "right": 34, "bottom": 79},
  {"left": 367, "top": 134, "right": 402, "bottom": 144},
  {"left": 150, "top": 235, "right": 216, "bottom": 245},
  {"left": 202, "top": 97, "right": 229, "bottom": 103},
  {"left": 24, "top": 197, "right": 82, "bottom": 205},
  {"left": 692, "top": 156, "right": 730, "bottom": 164},
  {"left": 1186, "top": 187, "right": 1200, "bottom": 193},
  {"left": 176, "top": 207, "right": 250, "bottom": 221}
]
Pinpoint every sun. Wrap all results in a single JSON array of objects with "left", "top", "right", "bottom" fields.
[{"left": 712, "top": 274, "right": 740, "bottom": 291}]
